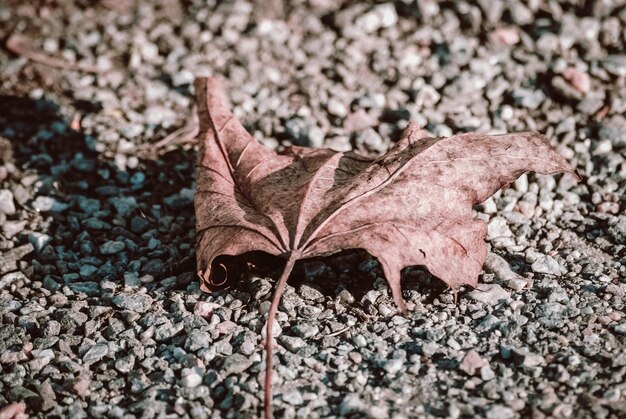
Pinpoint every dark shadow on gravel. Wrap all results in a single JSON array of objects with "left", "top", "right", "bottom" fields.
[
  {"left": 209, "top": 247, "right": 452, "bottom": 316},
  {"left": 289, "top": 249, "right": 451, "bottom": 307},
  {"left": 0, "top": 95, "right": 198, "bottom": 295}
]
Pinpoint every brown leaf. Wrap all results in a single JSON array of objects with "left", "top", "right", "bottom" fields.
[{"left": 193, "top": 77, "right": 576, "bottom": 417}]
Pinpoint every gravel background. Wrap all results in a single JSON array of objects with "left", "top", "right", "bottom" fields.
[{"left": 1, "top": 1, "right": 625, "bottom": 418}]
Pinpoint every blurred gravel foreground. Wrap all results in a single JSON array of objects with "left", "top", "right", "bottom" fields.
[{"left": 0, "top": 1, "right": 625, "bottom": 418}]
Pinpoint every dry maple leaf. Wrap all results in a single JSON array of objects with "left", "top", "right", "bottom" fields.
[{"left": 193, "top": 77, "right": 577, "bottom": 418}]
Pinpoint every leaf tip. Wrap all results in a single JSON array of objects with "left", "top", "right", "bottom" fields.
[{"left": 194, "top": 76, "right": 228, "bottom": 134}]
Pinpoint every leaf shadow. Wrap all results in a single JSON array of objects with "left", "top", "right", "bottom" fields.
[
  {"left": 219, "top": 247, "right": 450, "bottom": 312},
  {"left": 0, "top": 94, "right": 197, "bottom": 297}
]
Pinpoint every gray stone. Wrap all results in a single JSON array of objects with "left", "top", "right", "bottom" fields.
[
  {"left": 298, "top": 284, "right": 324, "bottom": 301},
  {"left": 38, "top": 379, "right": 56, "bottom": 411},
  {"left": 603, "top": 55, "right": 626, "bottom": 77},
  {"left": 291, "top": 323, "right": 319, "bottom": 339},
  {"left": 531, "top": 255, "right": 566, "bottom": 276},
  {"left": 76, "top": 197, "right": 100, "bottom": 213},
  {"left": 480, "top": 365, "right": 495, "bottom": 381},
  {"left": 488, "top": 216, "right": 512, "bottom": 239},
  {"left": 592, "top": 139, "right": 613, "bottom": 155},
  {"left": 155, "top": 320, "right": 184, "bottom": 342},
  {"left": 279, "top": 335, "right": 306, "bottom": 353},
  {"left": 249, "top": 277, "right": 272, "bottom": 299},
  {"left": 609, "top": 215, "right": 626, "bottom": 244},
  {"left": 68, "top": 282, "right": 100, "bottom": 296},
  {"left": 512, "top": 348, "right": 545, "bottom": 367},
  {"left": 121, "top": 122, "right": 144, "bottom": 138},
  {"left": 338, "top": 289, "right": 355, "bottom": 304},
  {"left": 111, "top": 196, "right": 137, "bottom": 217},
  {"left": 0, "top": 189, "right": 16, "bottom": 215},
  {"left": 32, "top": 196, "right": 69, "bottom": 212},
  {"left": 486, "top": 405, "right": 515, "bottom": 419},
  {"left": 352, "top": 334, "right": 367, "bottom": 348},
  {"left": 422, "top": 342, "right": 439, "bottom": 357},
  {"left": 111, "top": 293, "right": 153, "bottom": 313},
  {"left": 115, "top": 355, "right": 135, "bottom": 373},
  {"left": 1, "top": 220, "right": 27, "bottom": 239},
  {"left": 3, "top": 243, "right": 34, "bottom": 262},
  {"left": 163, "top": 188, "right": 194, "bottom": 211},
  {"left": 10, "top": 183, "right": 29, "bottom": 206},
  {"left": 145, "top": 106, "right": 176, "bottom": 126},
  {"left": 123, "top": 271, "right": 140, "bottom": 287},
  {"left": 355, "top": 4, "right": 397, "bottom": 33},
  {"left": 478, "top": 314, "right": 501, "bottom": 332},
  {"left": 360, "top": 260, "right": 382, "bottom": 276},
  {"left": 551, "top": 76, "right": 583, "bottom": 101},
  {"left": 535, "top": 301, "right": 567, "bottom": 319},
  {"left": 172, "top": 70, "right": 194, "bottom": 86},
  {"left": 513, "top": 88, "right": 545, "bottom": 109},
  {"left": 381, "top": 358, "right": 403, "bottom": 375},
  {"left": 29, "top": 232, "right": 52, "bottom": 252},
  {"left": 599, "top": 115, "right": 626, "bottom": 149},
  {"left": 79, "top": 264, "right": 98, "bottom": 279},
  {"left": 282, "top": 390, "right": 304, "bottom": 405},
  {"left": 0, "top": 272, "right": 30, "bottom": 288},
  {"left": 181, "top": 367, "right": 204, "bottom": 388},
  {"left": 484, "top": 253, "right": 528, "bottom": 290},
  {"left": 239, "top": 337, "right": 256, "bottom": 356},
  {"left": 43, "top": 276, "right": 61, "bottom": 292},
  {"left": 83, "top": 344, "right": 108, "bottom": 364},
  {"left": 339, "top": 394, "right": 365, "bottom": 415},
  {"left": 29, "top": 349, "right": 55, "bottom": 370},
  {"left": 261, "top": 320, "right": 282, "bottom": 339},
  {"left": 82, "top": 218, "right": 111, "bottom": 230},
  {"left": 185, "top": 329, "right": 211, "bottom": 351},
  {"left": 615, "top": 323, "right": 626, "bottom": 335},
  {"left": 1, "top": 350, "right": 28, "bottom": 364},
  {"left": 508, "top": 0, "right": 533, "bottom": 25},
  {"left": 477, "top": 0, "right": 504, "bottom": 24},
  {"left": 577, "top": 92, "right": 605, "bottom": 115},
  {"left": 99, "top": 241, "right": 125, "bottom": 255},
  {"left": 355, "top": 128, "right": 385, "bottom": 153},
  {"left": 42, "top": 320, "right": 61, "bottom": 337},
  {"left": 327, "top": 98, "right": 347, "bottom": 117},
  {"left": 468, "top": 284, "right": 511, "bottom": 304},
  {"left": 130, "top": 216, "right": 150, "bottom": 233},
  {"left": 221, "top": 354, "right": 252, "bottom": 376}
]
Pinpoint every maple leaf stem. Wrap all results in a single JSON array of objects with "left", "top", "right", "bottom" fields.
[{"left": 264, "top": 250, "right": 300, "bottom": 419}]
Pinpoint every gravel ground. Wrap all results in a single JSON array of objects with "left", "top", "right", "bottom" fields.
[{"left": 1, "top": 1, "right": 625, "bottom": 418}]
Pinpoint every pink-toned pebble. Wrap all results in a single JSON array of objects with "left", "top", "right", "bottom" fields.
[
  {"left": 193, "top": 301, "right": 221, "bottom": 318},
  {"left": 562, "top": 67, "right": 591, "bottom": 94},
  {"left": 490, "top": 27, "right": 520, "bottom": 45}
]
